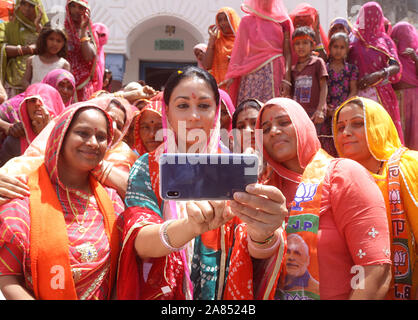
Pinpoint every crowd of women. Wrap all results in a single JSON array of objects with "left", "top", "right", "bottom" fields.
[{"left": 0, "top": 0, "right": 416, "bottom": 300}]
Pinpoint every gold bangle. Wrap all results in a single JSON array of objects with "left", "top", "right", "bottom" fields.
[
  {"left": 249, "top": 233, "right": 275, "bottom": 245},
  {"left": 80, "top": 36, "right": 91, "bottom": 43}
]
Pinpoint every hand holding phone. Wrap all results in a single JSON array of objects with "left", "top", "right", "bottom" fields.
[
  {"left": 186, "top": 200, "right": 234, "bottom": 235},
  {"left": 230, "top": 184, "right": 288, "bottom": 242},
  {"left": 159, "top": 153, "right": 259, "bottom": 201}
]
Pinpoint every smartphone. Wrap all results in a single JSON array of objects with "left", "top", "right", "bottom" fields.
[{"left": 159, "top": 153, "right": 259, "bottom": 201}]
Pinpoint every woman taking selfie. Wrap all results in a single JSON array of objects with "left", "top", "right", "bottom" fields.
[{"left": 117, "top": 66, "right": 287, "bottom": 300}]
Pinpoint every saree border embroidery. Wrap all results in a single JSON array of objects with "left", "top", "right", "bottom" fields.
[
  {"left": 263, "top": 228, "right": 285, "bottom": 299},
  {"left": 79, "top": 262, "right": 110, "bottom": 300},
  {"left": 216, "top": 225, "right": 227, "bottom": 300},
  {"left": 388, "top": 146, "right": 412, "bottom": 300}
]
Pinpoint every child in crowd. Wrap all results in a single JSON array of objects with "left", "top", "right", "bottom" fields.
[
  {"left": 327, "top": 33, "right": 358, "bottom": 116},
  {"left": 291, "top": 26, "right": 328, "bottom": 136},
  {"left": 324, "top": 32, "right": 358, "bottom": 156},
  {"left": 22, "top": 26, "right": 70, "bottom": 89}
]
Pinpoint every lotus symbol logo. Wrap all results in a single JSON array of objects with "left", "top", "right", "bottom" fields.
[{"left": 291, "top": 183, "right": 319, "bottom": 211}]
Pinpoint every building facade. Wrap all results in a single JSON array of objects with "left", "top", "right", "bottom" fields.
[{"left": 42, "top": 0, "right": 347, "bottom": 90}]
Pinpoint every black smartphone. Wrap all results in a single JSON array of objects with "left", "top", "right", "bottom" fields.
[{"left": 159, "top": 153, "right": 259, "bottom": 200}]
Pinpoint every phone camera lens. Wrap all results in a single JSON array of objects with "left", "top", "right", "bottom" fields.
[{"left": 167, "top": 191, "right": 180, "bottom": 198}]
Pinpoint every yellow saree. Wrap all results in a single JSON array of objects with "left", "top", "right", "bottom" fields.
[{"left": 334, "top": 97, "right": 418, "bottom": 299}]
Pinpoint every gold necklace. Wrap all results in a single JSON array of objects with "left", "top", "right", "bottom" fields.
[{"left": 66, "top": 187, "right": 91, "bottom": 234}]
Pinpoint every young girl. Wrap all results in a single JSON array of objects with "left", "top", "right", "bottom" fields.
[
  {"left": 22, "top": 27, "right": 70, "bottom": 89},
  {"left": 327, "top": 33, "right": 358, "bottom": 113},
  {"left": 325, "top": 32, "right": 358, "bottom": 156}
]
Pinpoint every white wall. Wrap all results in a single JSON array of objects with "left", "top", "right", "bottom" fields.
[
  {"left": 124, "top": 24, "right": 197, "bottom": 84},
  {"left": 42, "top": 0, "right": 348, "bottom": 54},
  {"left": 43, "top": 0, "right": 348, "bottom": 83},
  {"left": 123, "top": 0, "right": 347, "bottom": 84}
]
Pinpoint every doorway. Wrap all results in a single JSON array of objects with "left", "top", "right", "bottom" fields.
[{"left": 140, "top": 61, "right": 197, "bottom": 91}]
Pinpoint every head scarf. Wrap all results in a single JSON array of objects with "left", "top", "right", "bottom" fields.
[
  {"left": 0, "top": 0, "right": 14, "bottom": 22},
  {"left": 159, "top": 87, "right": 221, "bottom": 156},
  {"left": 333, "top": 97, "right": 401, "bottom": 161},
  {"left": 88, "top": 95, "right": 134, "bottom": 148},
  {"left": 92, "top": 22, "right": 109, "bottom": 92},
  {"left": 226, "top": 0, "right": 293, "bottom": 82},
  {"left": 352, "top": 2, "right": 399, "bottom": 61},
  {"left": 211, "top": 7, "right": 241, "bottom": 84},
  {"left": 219, "top": 89, "right": 235, "bottom": 132},
  {"left": 241, "top": 0, "right": 290, "bottom": 23},
  {"left": 44, "top": 101, "right": 113, "bottom": 187},
  {"left": 0, "top": 92, "right": 25, "bottom": 124},
  {"left": 332, "top": 96, "right": 418, "bottom": 211},
  {"left": 133, "top": 100, "right": 163, "bottom": 156},
  {"left": 193, "top": 43, "right": 207, "bottom": 69},
  {"left": 289, "top": 3, "right": 329, "bottom": 52},
  {"left": 42, "top": 69, "right": 76, "bottom": 107},
  {"left": 65, "top": 0, "right": 99, "bottom": 101},
  {"left": 328, "top": 17, "right": 352, "bottom": 37},
  {"left": 125, "top": 75, "right": 222, "bottom": 300},
  {"left": 29, "top": 101, "right": 119, "bottom": 300},
  {"left": 391, "top": 22, "right": 418, "bottom": 87},
  {"left": 14, "top": 0, "right": 48, "bottom": 32},
  {"left": 19, "top": 83, "right": 65, "bottom": 152},
  {"left": 255, "top": 97, "right": 320, "bottom": 185}
]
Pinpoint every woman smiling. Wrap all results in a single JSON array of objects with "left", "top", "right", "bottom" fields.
[
  {"left": 0, "top": 103, "right": 124, "bottom": 299},
  {"left": 117, "top": 66, "right": 287, "bottom": 300}
]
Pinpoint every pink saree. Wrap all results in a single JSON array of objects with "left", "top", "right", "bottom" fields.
[
  {"left": 349, "top": 2, "right": 404, "bottom": 142},
  {"left": 42, "top": 68, "right": 76, "bottom": 107},
  {"left": 18, "top": 83, "right": 65, "bottom": 153},
  {"left": 226, "top": 0, "right": 293, "bottom": 105},
  {"left": 65, "top": 0, "right": 99, "bottom": 102},
  {"left": 92, "top": 22, "right": 109, "bottom": 93},
  {"left": 391, "top": 22, "right": 418, "bottom": 150}
]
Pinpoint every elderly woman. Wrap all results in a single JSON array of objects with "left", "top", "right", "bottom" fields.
[
  {"left": 0, "top": 69, "right": 75, "bottom": 150},
  {"left": 0, "top": 83, "right": 64, "bottom": 166},
  {"left": 333, "top": 97, "right": 418, "bottom": 300}
]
